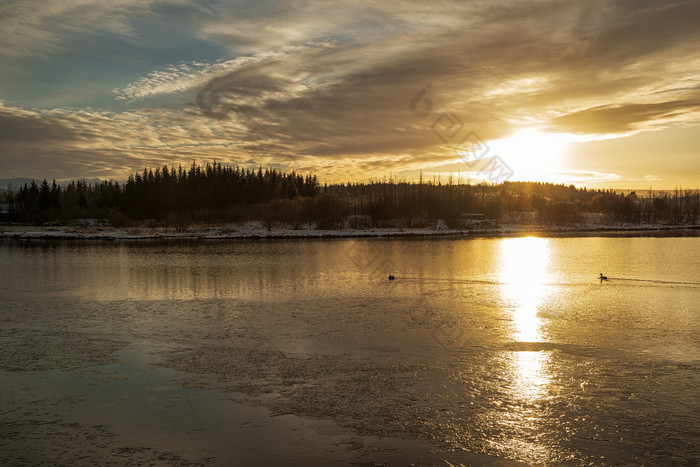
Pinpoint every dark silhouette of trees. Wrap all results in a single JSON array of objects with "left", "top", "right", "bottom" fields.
[
  {"left": 7, "top": 163, "right": 320, "bottom": 225},
  {"left": 3, "top": 164, "right": 698, "bottom": 228}
]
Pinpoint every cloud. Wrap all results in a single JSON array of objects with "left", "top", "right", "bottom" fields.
[
  {"left": 2, "top": 0, "right": 700, "bottom": 186},
  {"left": 553, "top": 170, "right": 622, "bottom": 185},
  {"left": 548, "top": 98, "right": 700, "bottom": 135},
  {"left": 112, "top": 51, "right": 298, "bottom": 101},
  {"left": 0, "top": 104, "right": 77, "bottom": 145},
  {"left": 113, "top": 63, "right": 208, "bottom": 102},
  {"left": 0, "top": 101, "right": 233, "bottom": 179},
  {"left": 0, "top": 99, "right": 372, "bottom": 181},
  {"left": 0, "top": 0, "right": 190, "bottom": 57}
]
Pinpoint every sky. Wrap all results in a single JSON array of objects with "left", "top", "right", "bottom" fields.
[{"left": 1, "top": 0, "right": 699, "bottom": 189}]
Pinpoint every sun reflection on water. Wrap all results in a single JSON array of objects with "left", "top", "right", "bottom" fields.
[
  {"left": 511, "top": 351, "right": 551, "bottom": 400},
  {"left": 496, "top": 237, "right": 554, "bottom": 459},
  {"left": 499, "top": 236, "right": 550, "bottom": 342}
]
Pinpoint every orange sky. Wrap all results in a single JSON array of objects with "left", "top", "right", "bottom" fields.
[{"left": 1, "top": 1, "right": 698, "bottom": 189}]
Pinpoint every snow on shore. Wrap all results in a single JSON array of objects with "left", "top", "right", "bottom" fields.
[{"left": 1, "top": 221, "right": 698, "bottom": 241}]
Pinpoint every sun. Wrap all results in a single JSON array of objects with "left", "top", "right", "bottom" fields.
[{"left": 489, "top": 128, "right": 570, "bottom": 181}]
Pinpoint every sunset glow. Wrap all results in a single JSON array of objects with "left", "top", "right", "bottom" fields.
[
  {"left": 490, "top": 129, "right": 572, "bottom": 182},
  {"left": 1, "top": 1, "right": 699, "bottom": 188}
]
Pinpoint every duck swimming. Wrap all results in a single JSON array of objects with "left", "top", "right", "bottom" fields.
[
  {"left": 388, "top": 275, "right": 395, "bottom": 281},
  {"left": 599, "top": 273, "right": 608, "bottom": 281}
]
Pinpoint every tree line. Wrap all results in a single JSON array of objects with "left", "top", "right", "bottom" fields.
[
  {"left": 316, "top": 181, "right": 698, "bottom": 228},
  {"left": 2, "top": 164, "right": 317, "bottom": 226},
  {"left": 1, "top": 164, "right": 698, "bottom": 228}
]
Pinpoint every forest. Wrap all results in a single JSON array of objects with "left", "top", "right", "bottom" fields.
[{"left": 1, "top": 163, "right": 698, "bottom": 229}]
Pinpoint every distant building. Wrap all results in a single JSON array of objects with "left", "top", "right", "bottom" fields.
[{"left": 0, "top": 203, "right": 10, "bottom": 221}]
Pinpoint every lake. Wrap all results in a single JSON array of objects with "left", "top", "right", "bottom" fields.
[{"left": 1, "top": 236, "right": 698, "bottom": 465}]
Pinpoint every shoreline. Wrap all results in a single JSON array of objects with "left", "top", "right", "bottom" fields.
[{"left": 1, "top": 222, "right": 698, "bottom": 241}]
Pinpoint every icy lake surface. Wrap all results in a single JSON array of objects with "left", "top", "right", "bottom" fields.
[{"left": 1, "top": 236, "right": 699, "bottom": 465}]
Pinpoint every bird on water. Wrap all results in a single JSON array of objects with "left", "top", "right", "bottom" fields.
[
  {"left": 388, "top": 275, "right": 395, "bottom": 281},
  {"left": 599, "top": 273, "right": 608, "bottom": 281}
]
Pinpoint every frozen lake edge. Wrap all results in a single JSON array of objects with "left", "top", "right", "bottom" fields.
[{"left": 1, "top": 222, "right": 699, "bottom": 241}]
